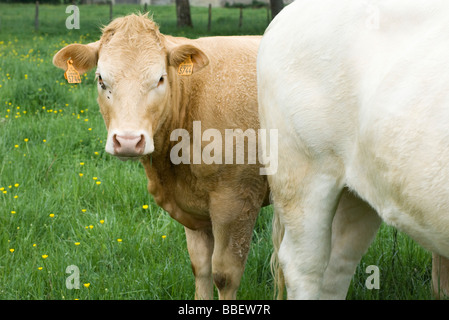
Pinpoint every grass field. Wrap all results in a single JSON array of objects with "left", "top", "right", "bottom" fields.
[{"left": 0, "top": 3, "right": 434, "bottom": 300}]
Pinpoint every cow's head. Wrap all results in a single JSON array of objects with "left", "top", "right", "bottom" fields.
[{"left": 53, "top": 14, "right": 209, "bottom": 160}]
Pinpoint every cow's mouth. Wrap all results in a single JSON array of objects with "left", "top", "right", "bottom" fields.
[{"left": 116, "top": 155, "right": 143, "bottom": 161}]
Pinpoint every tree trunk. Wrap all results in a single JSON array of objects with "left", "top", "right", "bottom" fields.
[
  {"left": 176, "top": 0, "right": 193, "bottom": 28},
  {"left": 270, "top": 0, "right": 284, "bottom": 20}
]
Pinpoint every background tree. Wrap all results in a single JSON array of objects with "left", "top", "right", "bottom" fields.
[
  {"left": 270, "top": 0, "right": 284, "bottom": 20},
  {"left": 176, "top": 0, "right": 193, "bottom": 28}
]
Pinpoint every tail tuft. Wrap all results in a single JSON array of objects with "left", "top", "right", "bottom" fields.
[{"left": 270, "top": 205, "right": 285, "bottom": 300}]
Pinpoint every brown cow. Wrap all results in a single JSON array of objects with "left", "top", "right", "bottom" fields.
[{"left": 53, "top": 13, "right": 268, "bottom": 300}]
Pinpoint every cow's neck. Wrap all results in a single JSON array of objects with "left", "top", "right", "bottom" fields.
[
  {"left": 140, "top": 70, "right": 211, "bottom": 230},
  {"left": 155, "top": 67, "right": 196, "bottom": 156}
]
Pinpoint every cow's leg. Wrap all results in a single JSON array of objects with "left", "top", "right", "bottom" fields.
[
  {"left": 209, "top": 193, "right": 260, "bottom": 300},
  {"left": 321, "top": 189, "right": 382, "bottom": 299},
  {"left": 184, "top": 226, "right": 214, "bottom": 300},
  {"left": 432, "top": 253, "right": 449, "bottom": 299},
  {"left": 271, "top": 155, "right": 344, "bottom": 299}
]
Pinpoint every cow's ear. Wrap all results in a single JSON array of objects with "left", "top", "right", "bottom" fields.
[
  {"left": 168, "top": 44, "right": 209, "bottom": 74},
  {"left": 53, "top": 41, "right": 100, "bottom": 74}
]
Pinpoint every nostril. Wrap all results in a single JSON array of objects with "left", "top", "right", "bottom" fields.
[
  {"left": 112, "top": 134, "right": 121, "bottom": 148},
  {"left": 136, "top": 134, "right": 145, "bottom": 152}
]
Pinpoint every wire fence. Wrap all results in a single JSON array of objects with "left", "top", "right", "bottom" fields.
[{"left": 0, "top": 1, "right": 271, "bottom": 37}]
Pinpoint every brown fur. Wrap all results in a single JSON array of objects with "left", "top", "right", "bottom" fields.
[{"left": 53, "top": 13, "right": 268, "bottom": 300}]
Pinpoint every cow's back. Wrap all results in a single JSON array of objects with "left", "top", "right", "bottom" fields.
[{"left": 188, "top": 36, "right": 261, "bottom": 131}]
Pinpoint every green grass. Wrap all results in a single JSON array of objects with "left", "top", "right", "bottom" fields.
[{"left": 0, "top": 3, "right": 434, "bottom": 300}]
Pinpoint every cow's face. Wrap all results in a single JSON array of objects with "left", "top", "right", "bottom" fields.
[
  {"left": 52, "top": 14, "right": 209, "bottom": 160},
  {"left": 95, "top": 30, "right": 169, "bottom": 160}
]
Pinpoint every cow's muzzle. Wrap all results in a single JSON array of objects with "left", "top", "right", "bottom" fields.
[{"left": 105, "top": 130, "right": 154, "bottom": 160}]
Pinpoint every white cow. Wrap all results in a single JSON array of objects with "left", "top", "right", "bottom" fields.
[{"left": 258, "top": 0, "right": 449, "bottom": 299}]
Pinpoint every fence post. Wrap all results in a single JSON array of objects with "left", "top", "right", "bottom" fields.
[
  {"left": 35, "top": 1, "right": 39, "bottom": 31},
  {"left": 207, "top": 4, "right": 211, "bottom": 32},
  {"left": 266, "top": 5, "right": 271, "bottom": 25},
  {"left": 109, "top": 1, "right": 113, "bottom": 22},
  {"left": 239, "top": 7, "right": 243, "bottom": 28}
]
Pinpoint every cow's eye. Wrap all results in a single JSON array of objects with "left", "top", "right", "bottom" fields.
[
  {"left": 98, "top": 75, "right": 106, "bottom": 90},
  {"left": 157, "top": 76, "right": 164, "bottom": 87}
]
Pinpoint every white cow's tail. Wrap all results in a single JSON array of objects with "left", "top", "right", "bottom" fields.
[{"left": 271, "top": 206, "right": 285, "bottom": 299}]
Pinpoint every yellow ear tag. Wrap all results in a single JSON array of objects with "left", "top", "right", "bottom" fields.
[
  {"left": 64, "top": 59, "right": 81, "bottom": 84},
  {"left": 177, "top": 55, "right": 193, "bottom": 76}
]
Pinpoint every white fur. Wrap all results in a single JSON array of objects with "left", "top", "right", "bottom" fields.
[{"left": 258, "top": 0, "right": 449, "bottom": 299}]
